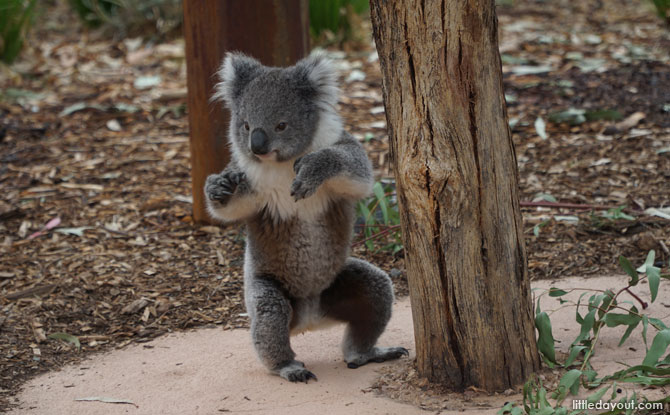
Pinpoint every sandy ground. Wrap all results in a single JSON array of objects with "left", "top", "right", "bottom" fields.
[{"left": 10, "top": 275, "right": 670, "bottom": 415}]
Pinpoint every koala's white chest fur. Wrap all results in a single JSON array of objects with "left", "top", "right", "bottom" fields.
[{"left": 244, "top": 160, "right": 332, "bottom": 222}]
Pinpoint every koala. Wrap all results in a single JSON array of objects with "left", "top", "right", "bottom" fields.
[{"left": 205, "top": 52, "right": 407, "bottom": 383}]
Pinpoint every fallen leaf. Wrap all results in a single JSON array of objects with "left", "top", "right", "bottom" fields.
[
  {"left": 106, "top": 119, "right": 122, "bottom": 132},
  {"left": 134, "top": 75, "right": 162, "bottom": 90},
  {"left": 644, "top": 208, "right": 670, "bottom": 220},
  {"left": 508, "top": 65, "right": 553, "bottom": 75},
  {"left": 615, "top": 112, "right": 646, "bottom": 131},
  {"left": 345, "top": 69, "right": 366, "bottom": 83},
  {"left": 55, "top": 227, "right": 95, "bottom": 237},
  {"left": 60, "top": 183, "right": 104, "bottom": 192},
  {"left": 122, "top": 298, "right": 151, "bottom": 314},
  {"left": 534, "top": 117, "right": 548, "bottom": 140}
]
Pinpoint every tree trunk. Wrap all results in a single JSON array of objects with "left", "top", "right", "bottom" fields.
[
  {"left": 369, "top": 0, "right": 540, "bottom": 391},
  {"left": 183, "top": 1, "right": 309, "bottom": 222}
]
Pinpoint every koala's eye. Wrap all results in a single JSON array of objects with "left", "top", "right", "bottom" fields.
[
  {"left": 243, "top": 122, "right": 250, "bottom": 131},
  {"left": 275, "top": 122, "right": 287, "bottom": 132}
]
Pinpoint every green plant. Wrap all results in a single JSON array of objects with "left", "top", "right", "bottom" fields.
[
  {"left": 309, "top": 0, "right": 369, "bottom": 45},
  {"left": 68, "top": 0, "right": 182, "bottom": 37},
  {"left": 355, "top": 181, "right": 402, "bottom": 253},
  {"left": 650, "top": 0, "right": 670, "bottom": 25},
  {"left": 0, "top": 0, "right": 38, "bottom": 64},
  {"left": 589, "top": 206, "right": 636, "bottom": 230},
  {"left": 501, "top": 251, "right": 670, "bottom": 414}
]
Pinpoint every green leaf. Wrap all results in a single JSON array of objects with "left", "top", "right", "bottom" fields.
[
  {"left": 636, "top": 250, "right": 656, "bottom": 273},
  {"left": 618, "top": 306, "right": 640, "bottom": 347},
  {"left": 646, "top": 265, "right": 661, "bottom": 303},
  {"left": 642, "top": 329, "right": 670, "bottom": 367},
  {"left": 554, "top": 369, "right": 582, "bottom": 402},
  {"left": 535, "top": 311, "right": 556, "bottom": 364},
  {"left": 586, "top": 385, "right": 610, "bottom": 404},
  {"left": 618, "top": 256, "right": 638, "bottom": 286},
  {"left": 573, "top": 309, "right": 596, "bottom": 345},
  {"left": 48, "top": 332, "right": 81, "bottom": 351},
  {"left": 603, "top": 312, "right": 641, "bottom": 328},
  {"left": 575, "top": 292, "right": 589, "bottom": 324},
  {"left": 649, "top": 317, "right": 668, "bottom": 331},
  {"left": 584, "top": 109, "right": 623, "bottom": 122},
  {"left": 533, "top": 219, "right": 550, "bottom": 237},
  {"left": 373, "top": 182, "right": 389, "bottom": 224},
  {"left": 548, "top": 287, "right": 568, "bottom": 297},
  {"left": 548, "top": 108, "right": 586, "bottom": 125},
  {"left": 565, "top": 345, "right": 586, "bottom": 367}
]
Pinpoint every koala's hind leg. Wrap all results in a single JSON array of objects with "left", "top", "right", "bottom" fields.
[
  {"left": 321, "top": 258, "right": 409, "bottom": 368},
  {"left": 246, "top": 276, "right": 317, "bottom": 383}
]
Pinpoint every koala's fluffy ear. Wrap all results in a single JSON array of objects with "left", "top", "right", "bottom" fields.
[
  {"left": 212, "top": 52, "right": 263, "bottom": 105},
  {"left": 293, "top": 52, "right": 339, "bottom": 108}
]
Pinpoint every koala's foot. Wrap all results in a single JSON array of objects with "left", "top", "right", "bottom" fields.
[
  {"left": 346, "top": 346, "right": 409, "bottom": 369},
  {"left": 205, "top": 171, "right": 245, "bottom": 205},
  {"left": 276, "top": 360, "right": 317, "bottom": 383}
]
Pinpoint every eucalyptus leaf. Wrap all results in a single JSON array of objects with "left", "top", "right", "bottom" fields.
[
  {"left": 603, "top": 312, "right": 641, "bottom": 328},
  {"left": 554, "top": 369, "right": 582, "bottom": 402},
  {"left": 535, "top": 311, "right": 556, "bottom": 364},
  {"left": 642, "top": 329, "right": 670, "bottom": 367},
  {"left": 618, "top": 256, "right": 638, "bottom": 286},
  {"left": 635, "top": 250, "right": 656, "bottom": 273},
  {"left": 549, "top": 108, "right": 586, "bottom": 125},
  {"left": 48, "top": 332, "right": 80, "bottom": 350},
  {"left": 586, "top": 385, "right": 610, "bottom": 404},
  {"left": 548, "top": 287, "right": 568, "bottom": 297},
  {"left": 564, "top": 345, "right": 586, "bottom": 367}
]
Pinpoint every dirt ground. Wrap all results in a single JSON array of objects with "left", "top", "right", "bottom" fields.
[
  {"left": 7, "top": 276, "right": 670, "bottom": 414},
  {"left": 1, "top": 0, "right": 669, "bottom": 412}
]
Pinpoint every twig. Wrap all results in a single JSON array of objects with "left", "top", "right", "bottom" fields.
[
  {"left": 520, "top": 201, "right": 624, "bottom": 211},
  {"left": 622, "top": 287, "right": 648, "bottom": 309},
  {"left": 659, "top": 240, "right": 670, "bottom": 256},
  {"left": 352, "top": 225, "right": 401, "bottom": 247}
]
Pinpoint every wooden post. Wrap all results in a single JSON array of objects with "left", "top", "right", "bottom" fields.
[
  {"left": 370, "top": 0, "right": 540, "bottom": 391},
  {"left": 183, "top": 1, "right": 310, "bottom": 223}
]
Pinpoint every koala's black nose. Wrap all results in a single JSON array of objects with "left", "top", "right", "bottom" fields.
[{"left": 250, "top": 128, "right": 270, "bottom": 155}]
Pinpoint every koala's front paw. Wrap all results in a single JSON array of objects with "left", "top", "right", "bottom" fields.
[
  {"left": 290, "top": 153, "right": 330, "bottom": 201},
  {"left": 205, "top": 171, "right": 245, "bottom": 205}
]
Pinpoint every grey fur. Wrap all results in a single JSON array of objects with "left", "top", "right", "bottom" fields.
[{"left": 205, "top": 52, "right": 407, "bottom": 383}]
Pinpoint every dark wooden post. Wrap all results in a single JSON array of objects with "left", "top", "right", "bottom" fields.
[
  {"left": 370, "top": 0, "right": 540, "bottom": 391},
  {"left": 183, "top": 1, "right": 310, "bottom": 223}
]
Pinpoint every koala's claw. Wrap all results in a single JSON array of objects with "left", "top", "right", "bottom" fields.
[
  {"left": 205, "top": 171, "right": 246, "bottom": 204},
  {"left": 346, "top": 346, "right": 409, "bottom": 369},
  {"left": 290, "top": 179, "right": 317, "bottom": 201},
  {"left": 277, "top": 361, "right": 317, "bottom": 383}
]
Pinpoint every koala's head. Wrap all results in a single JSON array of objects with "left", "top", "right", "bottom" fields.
[{"left": 213, "top": 52, "right": 341, "bottom": 164}]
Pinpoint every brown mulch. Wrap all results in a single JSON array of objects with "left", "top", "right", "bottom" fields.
[{"left": 1, "top": 0, "right": 669, "bottom": 411}]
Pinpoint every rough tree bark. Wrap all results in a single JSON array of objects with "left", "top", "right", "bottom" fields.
[
  {"left": 369, "top": 0, "right": 540, "bottom": 391},
  {"left": 183, "top": 1, "right": 309, "bottom": 222}
]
